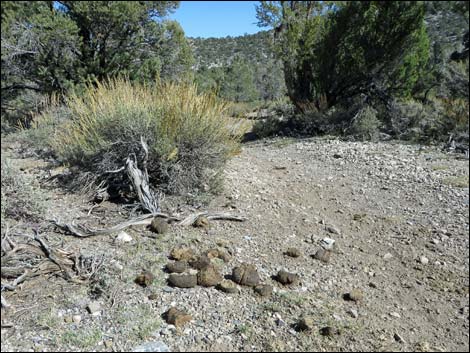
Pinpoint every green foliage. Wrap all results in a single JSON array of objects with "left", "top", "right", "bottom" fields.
[
  {"left": 347, "top": 106, "right": 381, "bottom": 141},
  {"left": 191, "top": 31, "right": 286, "bottom": 102},
  {"left": 257, "top": 1, "right": 430, "bottom": 111},
  {"left": 1, "top": 1, "right": 193, "bottom": 129},
  {"left": 220, "top": 56, "right": 258, "bottom": 102},
  {"left": 32, "top": 78, "right": 248, "bottom": 195}
]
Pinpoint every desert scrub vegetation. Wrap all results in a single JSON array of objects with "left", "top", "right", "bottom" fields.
[
  {"left": 1, "top": 156, "right": 45, "bottom": 226},
  {"left": 32, "top": 78, "right": 248, "bottom": 196}
]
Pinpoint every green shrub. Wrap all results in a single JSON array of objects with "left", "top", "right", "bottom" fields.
[
  {"left": 33, "top": 78, "right": 248, "bottom": 195},
  {"left": 347, "top": 106, "right": 381, "bottom": 141}
]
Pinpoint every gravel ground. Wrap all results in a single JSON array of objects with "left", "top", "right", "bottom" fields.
[{"left": 1, "top": 136, "right": 469, "bottom": 352}]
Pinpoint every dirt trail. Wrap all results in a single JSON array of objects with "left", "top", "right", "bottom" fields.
[{"left": 1, "top": 137, "right": 469, "bottom": 352}]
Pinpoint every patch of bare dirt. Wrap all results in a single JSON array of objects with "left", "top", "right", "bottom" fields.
[{"left": 1, "top": 136, "right": 469, "bottom": 352}]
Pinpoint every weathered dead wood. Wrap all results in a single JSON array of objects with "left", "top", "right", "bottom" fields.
[
  {"left": 125, "top": 137, "right": 162, "bottom": 214},
  {"left": 50, "top": 211, "right": 246, "bottom": 238},
  {"left": 1, "top": 232, "right": 105, "bottom": 293}
]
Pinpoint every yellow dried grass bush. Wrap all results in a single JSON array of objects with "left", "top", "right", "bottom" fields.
[{"left": 35, "top": 78, "right": 249, "bottom": 194}]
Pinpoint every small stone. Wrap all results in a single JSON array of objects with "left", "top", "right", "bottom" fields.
[
  {"left": 389, "top": 312, "right": 401, "bottom": 318},
  {"left": 275, "top": 270, "right": 300, "bottom": 286},
  {"left": 347, "top": 309, "right": 359, "bottom": 318},
  {"left": 326, "top": 226, "right": 340, "bottom": 235},
  {"left": 150, "top": 218, "right": 169, "bottom": 234},
  {"left": 135, "top": 271, "right": 154, "bottom": 287},
  {"left": 104, "top": 340, "right": 113, "bottom": 349},
  {"left": 217, "top": 280, "right": 239, "bottom": 294},
  {"left": 254, "top": 284, "right": 273, "bottom": 297},
  {"left": 284, "top": 248, "right": 301, "bottom": 258},
  {"left": 189, "top": 255, "right": 211, "bottom": 270},
  {"left": 197, "top": 265, "right": 223, "bottom": 287},
  {"left": 162, "top": 286, "right": 174, "bottom": 293},
  {"left": 194, "top": 216, "right": 210, "bottom": 229},
  {"left": 320, "top": 326, "right": 340, "bottom": 336},
  {"left": 87, "top": 302, "right": 101, "bottom": 315},
  {"left": 164, "top": 307, "right": 192, "bottom": 328},
  {"left": 168, "top": 273, "right": 197, "bottom": 288},
  {"left": 132, "top": 341, "right": 170, "bottom": 352},
  {"left": 148, "top": 293, "right": 159, "bottom": 300},
  {"left": 320, "top": 237, "right": 336, "bottom": 250},
  {"left": 116, "top": 231, "right": 133, "bottom": 242},
  {"left": 343, "top": 289, "right": 364, "bottom": 302},
  {"left": 296, "top": 316, "right": 315, "bottom": 331},
  {"left": 72, "top": 315, "right": 81, "bottom": 324},
  {"left": 64, "top": 315, "right": 73, "bottom": 323},
  {"left": 353, "top": 213, "right": 366, "bottom": 221},
  {"left": 420, "top": 256, "right": 429, "bottom": 265},
  {"left": 383, "top": 253, "right": 393, "bottom": 260},
  {"left": 232, "top": 264, "right": 261, "bottom": 287},
  {"left": 394, "top": 332, "right": 406, "bottom": 343},
  {"left": 170, "top": 247, "right": 194, "bottom": 261},
  {"left": 166, "top": 261, "right": 188, "bottom": 273},
  {"left": 333, "top": 153, "right": 342, "bottom": 159},
  {"left": 313, "top": 248, "right": 331, "bottom": 263},
  {"left": 204, "top": 248, "right": 231, "bottom": 262}
]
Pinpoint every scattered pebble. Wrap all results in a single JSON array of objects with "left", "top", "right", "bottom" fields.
[
  {"left": 284, "top": 247, "right": 301, "bottom": 258},
  {"left": 320, "top": 326, "right": 340, "bottom": 336},
  {"left": 320, "top": 237, "right": 336, "bottom": 250},
  {"left": 296, "top": 316, "right": 315, "bottom": 331},
  {"left": 87, "top": 302, "right": 101, "bottom": 316},
  {"left": 132, "top": 341, "right": 170, "bottom": 352},
  {"left": 347, "top": 309, "right": 359, "bottom": 318},
  {"left": 313, "top": 248, "right": 331, "bottom": 263},
  {"left": 343, "top": 289, "right": 364, "bottom": 302},
  {"left": 116, "top": 231, "right": 133, "bottom": 242},
  {"left": 394, "top": 332, "right": 406, "bottom": 344}
]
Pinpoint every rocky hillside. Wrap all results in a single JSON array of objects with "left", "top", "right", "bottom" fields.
[{"left": 189, "top": 31, "right": 275, "bottom": 70}]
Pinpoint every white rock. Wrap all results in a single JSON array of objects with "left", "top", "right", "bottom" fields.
[
  {"left": 116, "top": 231, "right": 133, "bottom": 243},
  {"left": 72, "top": 315, "right": 81, "bottom": 324},
  {"left": 347, "top": 309, "right": 359, "bottom": 318},
  {"left": 320, "top": 237, "right": 335, "bottom": 250},
  {"left": 87, "top": 302, "right": 101, "bottom": 315},
  {"left": 420, "top": 256, "right": 429, "bottom": 265},
  {"left": 383, "top": 253, "right": 393, "bottom": 260},
  {"left": 389, "top": 312, "right": 401, "bottom": 318}
]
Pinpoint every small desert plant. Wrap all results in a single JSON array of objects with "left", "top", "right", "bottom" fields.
[
  {"left": 1, "top": 156, "right": 44, "bottom": 225},
  {"left": 33, "top": 78, "right": 248, "bottom": 196},
  {"left": 347, "top": 105, "right": 382, "bottom": 141}
]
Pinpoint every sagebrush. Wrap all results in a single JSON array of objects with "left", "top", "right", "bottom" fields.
[{"left": 33, "top": 78, "right": 248, "bottom": 196}]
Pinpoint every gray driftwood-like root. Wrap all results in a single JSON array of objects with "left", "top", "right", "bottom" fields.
[
  {"left": 51, "top": 211, "right": 246, "bottom": 238},
  {"left": 125, "top": 137, "right": 162, "bottom": 214}
]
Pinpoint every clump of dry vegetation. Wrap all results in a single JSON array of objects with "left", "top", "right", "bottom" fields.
[
  {"left": 32, "top": 78, "right": 248, "bottom": 196},
  {"left": 1, "top": 157, "right": 44, "bottom": 225}
]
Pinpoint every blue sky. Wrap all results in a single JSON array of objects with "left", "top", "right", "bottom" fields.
[{"left": 168, "top": 1, "right": 262, "bottom": 38}]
